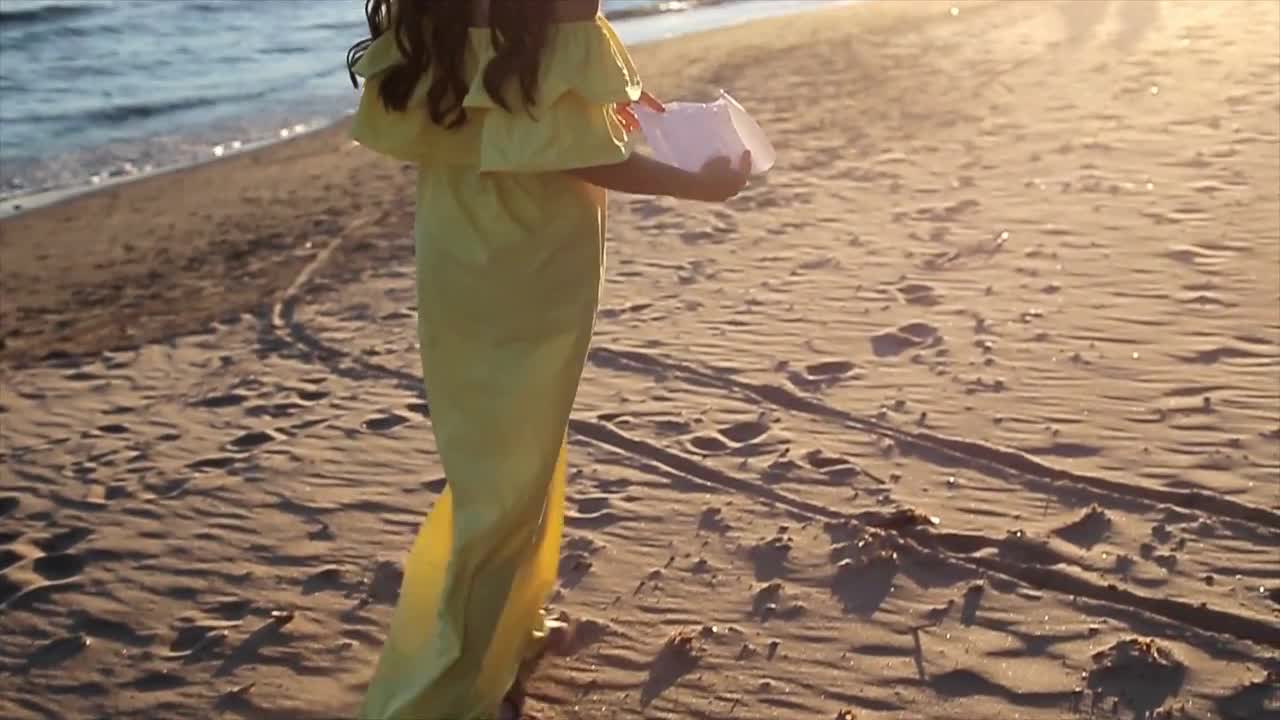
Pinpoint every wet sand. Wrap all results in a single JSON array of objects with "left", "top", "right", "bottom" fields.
[{"left": 2, "top": 1, "right": 1278, "bottom": 718}]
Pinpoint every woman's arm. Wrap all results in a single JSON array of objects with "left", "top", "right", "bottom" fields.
[
  {"left": 549, "top": 0, "right": 747, "bottom": 201},
  {"left": 570, "top": 151, "right": 751, "bottom": 202}
]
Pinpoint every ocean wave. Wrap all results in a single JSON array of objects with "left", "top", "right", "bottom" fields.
[
  {"left": 303, "top": 20, "right": 363, "bottom": 33},
  {"left": 8, "top": 80, "right": 305, "bottom": 128},
  {"left": 188, "top": 0, "right": 249, "bottom": 14},
  {"left": 95, "top": 97, "right": 223, "bottom": 123},
  {"left": 0, "top": 2, "right": 100, "bottom": 28}
]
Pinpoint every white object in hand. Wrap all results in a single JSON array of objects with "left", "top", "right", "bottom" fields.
[{"left": 635, "top": 90, "right": 776, "bottom": 177}]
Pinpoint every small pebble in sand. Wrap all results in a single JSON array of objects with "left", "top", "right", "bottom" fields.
[{"left": 767, "top": 639, "right": 781, "bottom": 659}]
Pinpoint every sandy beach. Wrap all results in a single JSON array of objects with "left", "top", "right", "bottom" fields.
[{"left": 2, "top": 1, "right": 1279, "bottom": 718}]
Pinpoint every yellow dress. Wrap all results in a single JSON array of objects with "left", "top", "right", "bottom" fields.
[{"left": 348, "top": 15, "right": 642, "bottom": 720}]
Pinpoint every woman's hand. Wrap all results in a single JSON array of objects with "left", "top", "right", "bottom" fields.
[
  {"left": 568, "top": 149, "right": 751, "bottom": 203},
  {"left": 692, "top": 150, "right": 752, "bottom": 202},
  {"left": 614, "top": 90, "right": 665, "bottom": 133}
]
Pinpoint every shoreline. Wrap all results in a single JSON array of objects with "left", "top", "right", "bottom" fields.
[
  {"left": 0, "top": 0, "right": 858, "bottom": 368},
  {"left": 0, "top": 122, "right": 338, "bottom": 220},
  {"left": 0, "top": 0, "right": 845, "bottom": 222}
]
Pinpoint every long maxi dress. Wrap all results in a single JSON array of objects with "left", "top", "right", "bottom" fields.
[{"left": 348, "top": 15, "right": 642, "bottom": 720}]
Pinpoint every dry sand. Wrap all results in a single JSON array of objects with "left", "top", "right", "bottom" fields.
[{"left": 2, "top": 1, "right": 1279, "bottom": 718}]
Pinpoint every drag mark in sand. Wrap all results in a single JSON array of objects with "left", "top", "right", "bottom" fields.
[{"left": 258, "top": 233, "right": 1280, "bottom": 652}]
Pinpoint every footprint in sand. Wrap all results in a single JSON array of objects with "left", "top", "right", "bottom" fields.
[
  {"left": 246, "top": 400, "right": 309, "bottom": 419},
  {"left": 749, "top": 533, "right": 794, "bottom": 581},
  {"left": 698, "top": 507, "right": 731, "bottom": 534},
  {"left": 687, "top": 434, "right": 733, "bottom": 455},
  {"left": 36, "top": 526, "right": 93, "bottom": 554},
  {"left": 653, "top": 416, "right": 696, "bottom": 436},
  {"left": 193, "top": 392, "right": 248, "bottom": 409},
  {"left": 871, "top": 321, "right": 942, "bottom": 358},
  {"left": 0, "top": 546, "right": 21, "bottom": 573},
  {"left": 302, "top": 566, "right": 347, "bottom": 596},
  {"left": 72, "top": 609, "right": 157, "bottom": 648},
  {"left": 188, "top": 455, "right": 237, "bottom": 472},
  {"left": 716, "top": 419, "right": 785, "bottom": 458},
  {"left": 1, "top": 545, "right": 88, "bottom": 609},
  {"left": 895, "top": 282, "right": 943, "bottom": 306},
  {"left": 226, "top": 429, "right": 278, "bottom": 452},
  {"left": 200, "top": 597, "right": 254, "bottom": 622},
  {"left": 34, "top": 552, "right": 87, "bottom": 581},
  {"left": 567, "top": 496, "right": 624, "bottom": 530},
  {"left": 803, "top": 448, "right": 862, "bottom": 482},
  {"left": 786, "top": 359, "right": 859, "bottom": 390},
  {"left": 168, "top": 623, "right": 231, "bottom": 662},
  {"left": 361, "top": 412, "right": 410, "bottom": 433},
  {"left": 1053, "top": 505, "right": 1112, "bottom": 549},
  {"left": 558, "top": 551, "right": 594, "bottom": 590},
  {"left": 297, "top": 388, "right": 330, "bottom": 403},
  {"left": 24, "top": 633, "right": 91, "bottom": 670},
  {"left": 719, "top": 420, "right": 769, "bottom": 445}
]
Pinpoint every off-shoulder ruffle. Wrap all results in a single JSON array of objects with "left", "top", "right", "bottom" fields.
[{"left": 351, "top": 16, "right": 641, "bottom": 172}]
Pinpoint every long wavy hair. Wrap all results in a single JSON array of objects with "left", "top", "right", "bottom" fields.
[{"left": 347, "top": 0, "right": 553, "bottom": 129}]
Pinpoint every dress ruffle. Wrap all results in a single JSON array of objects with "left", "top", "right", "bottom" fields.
[{"left": 351, "top": 16, "right": 641, "bottom": 171}]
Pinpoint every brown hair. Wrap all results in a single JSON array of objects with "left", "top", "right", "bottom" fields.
[{"left": 347, "top": 0, "right": 553, "bottom": 129}]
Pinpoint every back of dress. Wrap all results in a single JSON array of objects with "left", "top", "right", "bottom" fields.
[{"left": 350, "top": 13, "right": 647, "bottom": 719}]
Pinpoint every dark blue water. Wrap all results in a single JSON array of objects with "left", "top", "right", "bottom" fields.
[{"left": 0, "top": 0, "right": 838, "bottom": 205}]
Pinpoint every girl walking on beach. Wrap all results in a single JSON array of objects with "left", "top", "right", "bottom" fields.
[{"left": 345, "top": 0, "right": 750, "bottom": 717}]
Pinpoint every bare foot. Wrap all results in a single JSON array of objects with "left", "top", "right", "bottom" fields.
[
  {"left": 498, "top": 614, "right": 575, "bottom": 719},
  {"left": 542, "top": 615, "right": 574, "bottom": 657}
]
